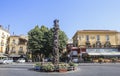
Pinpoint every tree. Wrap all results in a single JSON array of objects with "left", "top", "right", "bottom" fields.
[
  {"left": 28, "top": 25, "right": 68, "bottom": 61},
  {"left": 28, "top": 25, "right": 45, "bottom": 61},
  {"left": 44, "top": 28, "right": 54, "bottom": 57},
  {"left": 59, "top": 30, "right": 68, "bottom": 55}
]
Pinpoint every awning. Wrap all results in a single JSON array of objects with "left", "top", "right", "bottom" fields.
[
  {"left": 88, "top": 53, "right": 101, "bottom": 55},
  {"left": 0, "top": 54, "right": 7, "bottom": 57},
  {"left": 9, "top": 54, "right": 21, "bottom": 57},
  {"left": 88, "top": 52, "right": 120, "bottom": 56},
  {"left": 86, "top": 49, "right": 120, "bottom": 56}
]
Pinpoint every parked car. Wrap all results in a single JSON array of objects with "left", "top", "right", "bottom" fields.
[
  {"left": 72, "top": 58, "right": 78, "bottom": 63},
  {"left": 17, "top": 58, "right": 25, "bottom": 63},
  {"left": 3, "top": 58, "right": 13, "bottom": 64},
  {"left": 0, "top": 59, "right": 4, "bottom": 64}
]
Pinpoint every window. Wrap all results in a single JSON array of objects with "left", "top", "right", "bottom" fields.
[
  {"left": 12, "top": 47, "right": 15, "bottom": 51},
  {"left": 1, "top": 40, "right": 4, "bottom": 46},
  {"left": 72, "top": 51, "right": 78, "bottom": 55},
  {"left": 11, "top": 47, "right": 16, "bottom": 53},
  {"left": 96, "top": 35, "right": 100, "bottom": 41},
  {"left": 77, "top": 35, "right": 81, "bottom": 40},
  {"left": 106, "top": 35, "right": 109, "bottom": 41},
  {"left": 18, "top": 47, "right": 24, "bottom": 54},
  {"left": 86, "top": 35, "right": 89, "bottom": 41},
  {"left": 12, "top": 39, "right": 16, "bottom": 44},
  {"left": 19, "top": 47, "right": 23, "bottom": 51},
  {"left": 2, "top": 33, "right": 5, "bottom": 38}
]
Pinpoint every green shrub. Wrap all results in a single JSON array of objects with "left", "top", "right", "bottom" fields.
[
  {"left": 58, "top": 63, "right": 69, "bottom": 70},
  {"left": 42, "top": 63, "right": 55, "bottom": 71},
  {"left": 35, "top": 63, "right": 41, "bottom": 66},
  {"left": 69, "top": 62, "right": 78, "bottom": 67}
]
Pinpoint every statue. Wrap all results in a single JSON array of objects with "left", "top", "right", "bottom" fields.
[{"left": 53, "top": 19, "right": 59, "bottom": 65}]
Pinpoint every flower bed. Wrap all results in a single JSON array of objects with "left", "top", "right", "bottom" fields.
[{"left": 34, "top": 62, "right": 78, "bottom": 72}]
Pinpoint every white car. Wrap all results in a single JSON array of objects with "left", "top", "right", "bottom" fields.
[
  {"left": 72, "top": 58, "right": 78, "bottom": 63},
  {"left": 17, "top": 58, "right": 25, "bottom": 63},
  {"left": 3, "top": 58, "right": 13, "bottom": 64},
  {"left": 0, "top": 59, "right": 4, "bottom": 64}
]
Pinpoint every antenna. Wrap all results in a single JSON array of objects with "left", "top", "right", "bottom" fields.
[
  {"left": 8, "top": 25, "right": 10, "bottom": 31},
  {"left": 13, "top": 32, "right": 14, "bottom": 35}
]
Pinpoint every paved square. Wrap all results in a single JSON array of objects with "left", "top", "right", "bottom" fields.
[{"left": 0, "top": 63, "right": 120, "bottom": 76}]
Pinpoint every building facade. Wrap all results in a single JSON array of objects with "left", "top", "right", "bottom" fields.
[
  {"left": 68, "top": 30, "right": 120, "bottom": 62},
  {"left": 8, "top": 35, "right": 28, "bottom": 56},
  {"left": 0, "top": 25, "right": 10, "bottom": 54},
  {"left": 73, "top": 30, "right": 120, "bottom": 48}
]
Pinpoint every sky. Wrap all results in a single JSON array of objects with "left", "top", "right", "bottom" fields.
[{"left": 1, "top": 0, "right": 120, "bottom": 39}]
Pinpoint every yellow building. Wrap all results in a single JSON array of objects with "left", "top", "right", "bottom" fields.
[
  {"left": 73, "top": 30, "right": 120, "bottom": 48},
  {"left": 0, "top": 25, "right": 10, "bottom": 54},
  {"left": 8, "top": 35, "right": 28, "bottom": 57}
]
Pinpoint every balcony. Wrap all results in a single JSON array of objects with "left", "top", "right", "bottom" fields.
[
  {"left": 85, "top": 41, "right": 91, "bottom": 48},
  {"left": 18, "top": 51, "right": 24, "bottom": 55}
]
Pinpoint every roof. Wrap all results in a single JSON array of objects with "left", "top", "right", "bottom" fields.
[
  {"left": 77, "top": 30, "right": 117, "bottom": 32},
  {"left": 72, "top": 30, "right": 118, "bottom": 39},
  {"left": 0, "top": 25, "right": 10, "bottom": 33}
]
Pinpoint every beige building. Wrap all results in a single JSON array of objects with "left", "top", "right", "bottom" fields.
[
  {"left": 0, "top": 25, "right": 10, "bottom": 54},
  {"left": 73, "top": 30, "right": 120, "bottom": 48},
  {"left": 8, "top": 35, "right": 28, "bottom": 56}
]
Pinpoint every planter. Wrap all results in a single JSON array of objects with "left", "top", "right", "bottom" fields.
[
  {"left": 34, "top": 66, "right": 41, "bottom": 71},
  {"left": 59, "top": 69, "right": 67, "bottom": 72},
  {"left": 68, "top": 66, "right": 75, "bottom": 71},
  {"left": 73, "top": 67, "right": 77, "bottom": 70}
]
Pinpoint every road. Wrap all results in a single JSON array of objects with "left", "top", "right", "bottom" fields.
[{"left": 0, "top": 63, "right": 120, "bottom": 76}]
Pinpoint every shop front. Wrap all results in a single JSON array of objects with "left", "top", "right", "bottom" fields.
[{"left": 84, "top": 48, "right": 120, "bottom": 63}]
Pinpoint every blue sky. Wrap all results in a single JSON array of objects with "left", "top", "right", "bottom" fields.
[{"left": 1, "top": 0, "right": 120, "bottom": 39}]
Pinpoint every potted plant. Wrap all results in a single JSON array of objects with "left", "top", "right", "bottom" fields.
[
  {"left": 42, "top": 63, "right": 55, "bottom": 72},
  {"left": 111, "top": 58, "right": 117, "bottom": 63},
  {"left": 68, "top": 62, "right": 77, "bottom": 70},
  {"left": 34, "top": 63, "right": 41, "bottom": 71},
  {"left": 58, "top": 63, "right": 68, "bottom": 72},
  {"left": 98, "top": 58, "right": 103, "bottom": 64}
]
